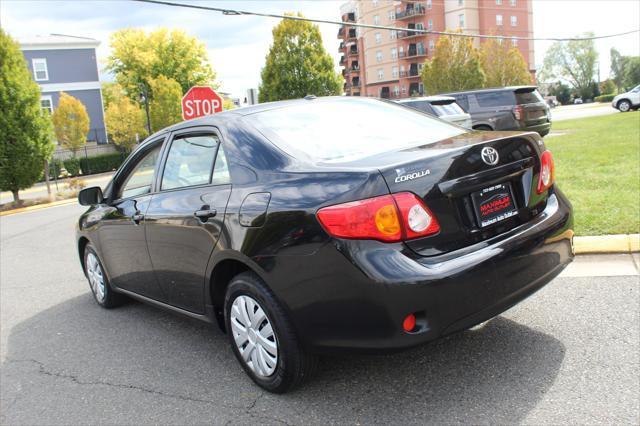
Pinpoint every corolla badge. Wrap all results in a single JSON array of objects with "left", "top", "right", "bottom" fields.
[
  {"left": 481, "top": 146, "right": 499, "bottom": 166},
  {"left": 395, "top": 168, "right": 431, "bottom": 183}
]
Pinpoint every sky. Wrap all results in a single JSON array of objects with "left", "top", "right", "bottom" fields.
[{"left": 1, "top": 0, "right": 639, "bottom": 99}]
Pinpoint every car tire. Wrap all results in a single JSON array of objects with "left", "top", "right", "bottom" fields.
[
  {"left": 618, "top": 100, "right": 631, "bottom": 112},
  {"left": 224, "top": 271, "right": 318, "bottom": 393},
  {"left": 83, "top": 244, "right": 124, "bottom": 309}
]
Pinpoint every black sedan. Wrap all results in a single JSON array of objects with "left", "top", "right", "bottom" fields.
[{"left": 76, "top": 97, "right": 574, "bottom": 393}]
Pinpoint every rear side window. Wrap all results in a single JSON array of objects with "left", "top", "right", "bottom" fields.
[
  {"left": 430, "top": 101, "right": 465, "bottom": 116},
  {"left": 211, "top": 144, "right": 231, "bottom": 186},
  {"left": 161, "top": 134, "right": 218, "bottom": 190},
  {"left": 247, "top": 98, "right": 465, "bottom": 163},
  {"left": 475, "top": 91, "right": 515, "bottom": 107},
  {"left": 515, "top": 89, "right": 544, "bottom": 105},
  {"left": 401, "top": 100, "right": 435, "bottom": 115}
]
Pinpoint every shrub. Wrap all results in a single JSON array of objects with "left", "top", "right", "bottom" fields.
[
  {"left": 63, "top": 158, "right": 81, "bottom": 176},
  {"left": 79, "top": 152, "right": 127, "bottom": 175},
  {"left": 48, "top": 159, "right": 64, "bottom": 179},
  {"left": 594, "top": 94, "right": 616, "bottom": 103}
]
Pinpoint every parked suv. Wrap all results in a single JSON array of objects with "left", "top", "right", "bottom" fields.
[
  {"left": 612, "top": 85, "right": 640, "bottom": 112},
  {"left": 395, "top": 96, "right": 472, "bottom": 128},
  {"left": 444, "top": 86, "right": 552, "bottom": 137}
]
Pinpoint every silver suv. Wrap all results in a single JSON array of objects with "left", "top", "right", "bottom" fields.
[{"left": 612, "top": 85, "right": 640, "bottom": 112}]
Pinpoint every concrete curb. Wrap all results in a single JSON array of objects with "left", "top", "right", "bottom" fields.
[
  {"left": 574, "top": 234, "right": 640, "bottom": 254},
  {"left": 0, "top": 198, "right": 77, "bottom": 217},
  {"left": 1, "top": 200, "right": 638, "bottom": 255}
]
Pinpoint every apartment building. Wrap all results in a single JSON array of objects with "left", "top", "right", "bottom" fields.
[
  {"left": 339, "top": 0, "right": 534, "bottom": 98},
  {"left": 20, "top": 34, "right": 108, "bottom": 144}
]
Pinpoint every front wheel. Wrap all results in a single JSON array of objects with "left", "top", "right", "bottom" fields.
[
  {"left": 224, "top": 271, "right": 318, "bottom": 393},
  {"left": 618, "top": 100, "right": 631, "bottom": 112},
  {"left": 83, "top": 244, "right": 124, "bottom": 308}
]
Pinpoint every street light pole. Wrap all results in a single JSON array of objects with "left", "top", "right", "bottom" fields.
[{"left": 140, "top": 86, "right": 152, "bottom": 135}]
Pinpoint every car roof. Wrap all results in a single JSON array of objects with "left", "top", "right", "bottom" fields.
[
  {"left": 396, "top": 95, "right": 456, "bottom": 103},
  {"left": 443, "top": 86, "right": 538, "bottom": 96}
]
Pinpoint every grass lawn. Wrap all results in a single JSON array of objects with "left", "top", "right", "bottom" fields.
[{"left": 545, "top": 112, "right": 640, "bottom": 236}]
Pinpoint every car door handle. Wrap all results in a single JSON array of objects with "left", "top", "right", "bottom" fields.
[
  {"left": 194, "top": 209, "right": 217, "bottom": 222},
  {"left": 132, "top": 213, "right": 144, "bottom": 224}
]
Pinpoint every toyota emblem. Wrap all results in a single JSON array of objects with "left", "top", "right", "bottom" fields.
[{"left": 481, "top": 147, "right": 499, "bottom": 166}]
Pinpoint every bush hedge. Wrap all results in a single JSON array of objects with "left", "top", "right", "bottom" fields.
[
  {"left": 63, "top": 158, "right": 81, "bottom": 176},
  {"left": 79, "top": 152, "right": 126, "bottom": 175},
  {"left": 594, "top": 93, "right": 616, "bottom": 103}
]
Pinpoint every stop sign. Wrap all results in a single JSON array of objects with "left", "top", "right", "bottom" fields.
[{"left": 181, "top": 86, "right": 223, "bottom": 120}]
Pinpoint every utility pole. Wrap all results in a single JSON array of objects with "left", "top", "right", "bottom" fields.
[{"left": 140, "top": 85, "right": 152, "bottom": 135}]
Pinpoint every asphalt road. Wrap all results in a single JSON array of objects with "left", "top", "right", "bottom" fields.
[
  {"left": 550, "top": 102, "right": 619, "bottom": 122},
  {"left": 1, "top": 204, "right": 638, "bottom": 425}
]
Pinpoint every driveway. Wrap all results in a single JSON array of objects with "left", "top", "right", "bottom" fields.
[{"left": 1, "top": 203, "right": 638, "bottom": 424}]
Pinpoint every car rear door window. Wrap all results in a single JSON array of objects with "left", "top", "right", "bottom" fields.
[
  {"left": 119, "top": 145, "right": 161, "bottom": 199},
  {"left": 515, "top": 89, "right": 544, "bottom": 104},
  {"left": 211, "top": 144, "right": 231, "bottom": 186},
  {"left": 161, "top": 134, "right": 218, "bottom": 190},
  {"left": 475, "top": 91, "right": 515, "bottom": 107}
]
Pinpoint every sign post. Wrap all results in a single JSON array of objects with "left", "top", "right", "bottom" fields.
[{"left": 181, "top": 86, "right": 223, "bottom": 120}]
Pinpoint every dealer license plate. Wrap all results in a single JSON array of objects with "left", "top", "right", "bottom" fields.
[{"left": 471, "top": 183, "right": 518, "bottom": 228}]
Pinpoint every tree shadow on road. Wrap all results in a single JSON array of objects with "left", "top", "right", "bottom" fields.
[{"left": 1, "top": 293, "right": 565, "bottom": 424}]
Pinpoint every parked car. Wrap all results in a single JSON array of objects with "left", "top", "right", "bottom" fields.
[
  {"left": 76, "top": 97, "right": 574, "bottom": 393},
  {"left": 612, "top": 84, "right": 640, "bottom": 112},
  {"left": 443, "top": 86, "right": 552, "bottom": 137},
  {"left": 395, "top": 96, "right": 472, "bottom": 128},
  {"left": 573, "top": 98, "right": 583, "bottom": 104}
]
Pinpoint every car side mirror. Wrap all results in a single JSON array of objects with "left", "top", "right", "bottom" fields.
[{"left": 78, "top": 186, "right": 104, "bottom": 206}]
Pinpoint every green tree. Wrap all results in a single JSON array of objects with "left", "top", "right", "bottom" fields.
[
  {"left": 610, "top": 48, "right": 625, "bottom": 92},
  {"left": 105, "top": 97, "right": 145, "bottom": 152},
  {"left": 548, "top": 82, "right": 571, "bottom": 105},
  {"left": 421, "top": 33, "right": 485, "bottom": 94},
  {"left": 106, "top": 28, "right": 215, "bottom": 131},
  {"left": 149, "top": 75, "right": 182, "bottom": 130},
  {"left": 0, "top": 29, "right": 54, "bottom": 203},
  {"left": 52, "top": 92, "right": 90, "bottom": 156},
  {"left": 599, "top": 79, "right": 616, "bottom": 95},
  {"left": 101, "top": 81, "right": 126, "bottom": 110},
  {"left": 259, "top": 14, "right": 342, "bottom": 102},
  {"left": 623, "top": 57, "right": 640, "bottom": 89},
  {"left": 480, "top": 39, "right": 532, "bottom": 87},
  {"left": 540, "top": 33, "right": 598, "bottom": 99}
]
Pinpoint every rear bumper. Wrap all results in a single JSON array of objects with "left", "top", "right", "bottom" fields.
[
  {"left": 271, "top": 188, "right": 573, "bottom": 353},
  {"left": 525, "top": 122, "right": 551, "bottom": 136}
]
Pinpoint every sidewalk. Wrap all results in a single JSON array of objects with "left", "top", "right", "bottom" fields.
[
  {"left": 0, "top": 171, "right": 115, "bottom": 204},
  {"left": 560, "top": 253, "right": 639, "bottom": 277}
]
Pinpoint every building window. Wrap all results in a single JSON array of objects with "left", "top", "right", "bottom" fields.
[
  {"left": 399, "top": 46, "right": 404, "bottom": 57},
  {"left": 388, "top": 10, "right": 395, "bottom": 21},
  {"left": 377, "top": 68, "right": 384, "bottom": 80},
  {"left": 400, "top": 65, "right": 405, "bottom": 76},
  {"left": 511, "top": 15, "right": 517, "bottom": 26},
  {"left": 429, "top": 39, "right": 435, "bottom": 51},
  {"left": 376, "top": 50, "right": 383, "bottom": 62},
  {"left": 496, "top": 14, "right": 503, "bottom": 26},
  {"left": 511, "top": 37, "right": 518, "bottom": 46},
  {"left": 401, "top": 85, "right": 407, "bottom": 95},
  {"left": 373, "top": 14, "right": 380, "bottom": 25},
  {"left": 390, "top": 30, "right": 397, "bottom": 39},
  {"left": 510, "top": 0, "right": 516, "bottom": 5},
  {"left": 428, "top": 19, "right": 433, "bottom": 30},
  {"left": 416, "top": 22, "right": 425, "bottom": 30},
  {"left": 391, "top": 47, "right": 398, "bottom": 59},
  {"left": 393, "top": 86, "right": 400, "bottom": 97},
  {"left": 497, "top": 37, "right": 504, "bottom": 45},
  {"left": 375, "top": 32, "right": 382, "bottom": 44},
  {"left": 496, "top": 0, "right": 502, "bottom": 4},
  {"left": 32, "top": 58, "right": 48, "bottom": 81},
  {"left": 426, "top": 0, "right": 432, "bottom": 9},
  {"left": 458, "top": 14, "right": 465, "bottom": 28},
  {"left": 40, "top": 95, "right": 53, "bottom": 114},
  {"left": 392, "top": 66, "right": 399, "bottom": 78}
]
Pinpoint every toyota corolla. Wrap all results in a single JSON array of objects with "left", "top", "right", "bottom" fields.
[{"left": 76, "top": 97, "right": 574, "bottom": 393}]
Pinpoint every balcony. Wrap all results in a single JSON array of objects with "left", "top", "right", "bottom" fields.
[
  {"left": 399, "top": 68, "right": 421, "bottom": 78},
  {"left": 406, "top": 46, "right": 427, "bottom": 58},
  {"left": 339, "top": 56, "right": 346, "bottom": 65},
  {"left": 350, "top": 64, "right": 360, "bottom": 73},
  {"left": 348, "top": 46, "right": 358, "bottom": 56},
  {"left": 339, "top": 42, "right": 345, "bottom": 51},
  {"left": 351, "top": 79, "right": 361, "bottom": 88},
  {"left": 398, "top": 29, "right": 424, "bottom": 39},
  {"left": 347, "top": 29, "right": 357, "bottom": 40},
  {"left": 337, "top": 27, "right": 345, "bottom": 38},
  {"left": 396, "top": 5, "right": 426, "bottom": 20}
]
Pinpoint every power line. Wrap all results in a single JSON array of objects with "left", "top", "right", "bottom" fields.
[{"left": 133, "top": 0, "right": 640, "bottom": 42}]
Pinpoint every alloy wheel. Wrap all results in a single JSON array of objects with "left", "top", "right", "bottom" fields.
[
  {"left": 619, "top": 101, "right": 630, "bottom": 112},
  {"left": 230, "top": 295, "right": 278, "bottom": 377},
  {"left": 86, "top": 252, "right": 106, "bottom": 302}
]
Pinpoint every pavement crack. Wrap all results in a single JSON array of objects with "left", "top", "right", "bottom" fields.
[{"left": 5, "top": 358, "right": 218, "bottom": 406}]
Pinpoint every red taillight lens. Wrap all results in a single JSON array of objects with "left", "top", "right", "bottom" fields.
[
  {"left": 403, "top": 313, "right": 416, "bottom": 332},
  {"left": 537, "top": 150, "right": 555, "bottom": 194},
  {"left": 513, "top": 105, "right": 524, "bottom": 121},
  {"left": 317, "top": 192, "right": 440, "bottom": 243}
]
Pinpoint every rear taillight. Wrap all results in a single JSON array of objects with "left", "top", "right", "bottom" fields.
[
  {"left": 317, "top": 192, "right": 440, "bottom": 243},
  {"left": 537, "top": 150, "right": 555, "bottom": 194},
  {"left": 513, "top": 105, "right": 524, "bottom": 121}
]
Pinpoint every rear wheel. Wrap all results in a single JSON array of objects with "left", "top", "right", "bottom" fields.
[
  {"left": 474, "top": 125, "right": 492, "bottom": 131},
  {"left": 83, "top": 244, "right": 124, "bottom": 308},
  {"left": 618, "top": 99, "right": 631, "bottom": 112},
  {"left": 224, "top": 271, "right": 318, "bottom": 393}
]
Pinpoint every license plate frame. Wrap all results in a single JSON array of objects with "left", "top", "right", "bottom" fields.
[{"left": 471, "top": 182, "right": 518, "bottom": 228}]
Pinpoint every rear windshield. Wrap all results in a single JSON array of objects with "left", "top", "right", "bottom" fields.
[
  {"left": 475, "top": 91, "right": 516, "bottom": 107},
  {"left": 247, "top": 98, "right": 465, "bottom": 163},
  {"left": 515, "top": 89, "right": 544, "bottom": 105},
  {"left": 430, "top": 101, "right": 465, "bottom": 116}
]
